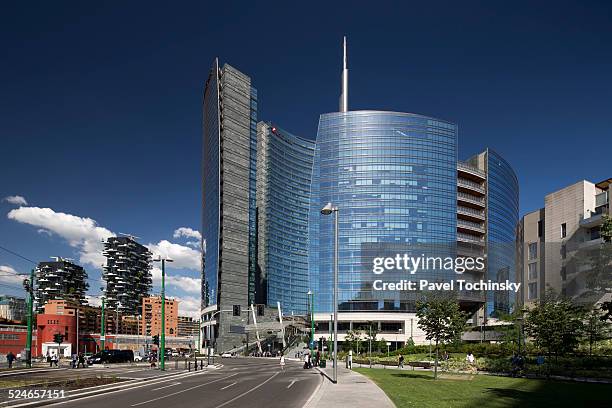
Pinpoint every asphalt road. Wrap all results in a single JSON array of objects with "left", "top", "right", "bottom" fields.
[{"left": 45, "top": 358, "right": 321, "bottom": 408}]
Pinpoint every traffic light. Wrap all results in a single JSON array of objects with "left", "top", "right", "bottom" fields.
[
  {"left": 233, "top": 305, "right": 241, "bottom": 316},
  {"left": 153, "top": 335, "right": 160, "bottom": 346},
  {"left": 53, "top": 333, "right": 64, "bottom": 344}
]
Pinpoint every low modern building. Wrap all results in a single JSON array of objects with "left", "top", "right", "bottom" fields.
[
  {"left": 142, "top": 296, "right": 178, "bottom": 337},
  {"left": 519, "top": 178, "right": 611, "bottom": 307},
  {"left": 177, "top": 316, "right": 199, "bottom": 337},
  {"left": 103, "top": 236, "right": 153, "bottom": 315},
  {"left": 34, "top": 257, "right": 89, "bottom": 314},
  {"left": 0, "top": 295, "right": 26, "bottom": 322}
]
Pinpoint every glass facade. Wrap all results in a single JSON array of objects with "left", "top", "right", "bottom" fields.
[
  {"left": 486, "top": 149, "right": 519, "bottom": 316},
  {"left": 256, "top": 122, "right": 315, "bottom": 314},
  {"left": 202, "top": 59, "right": 220, "bottom": 310},
  {"left": 309, "top": 111, "right": 458, "bottom": 313}
]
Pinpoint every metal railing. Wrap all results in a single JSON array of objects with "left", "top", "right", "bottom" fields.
[
  {"left": 457, "top": 162, "right": 486, "bottom": 178},
  {"left": 457, "top": 191, "right": 485, "bottom": 204},
  {"left": 457, "top": 206, "right": 485, "bottom": 218},
  {"left": 457, "top": 232, "right": 485, "bottom": 244},
  {"left": 458, "top": 178, "right": 485, "bottom": 192},
  {"left": 458, "top": 219, "right": 485, "bottom": 231}
]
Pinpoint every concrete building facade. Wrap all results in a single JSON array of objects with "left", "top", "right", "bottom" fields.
[
  {"left": 142, "top": 296, "right": 178, "bottom": 337},
  {"left": 201, "top": 59, "right": 259, "bottom": 353},
  {"left": 519, "top": 178, "right": 611, "bottom": 306}
]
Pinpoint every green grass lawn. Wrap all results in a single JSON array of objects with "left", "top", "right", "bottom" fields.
[{"left": 355, "top": 368, "right": 612, "bottom": 408}]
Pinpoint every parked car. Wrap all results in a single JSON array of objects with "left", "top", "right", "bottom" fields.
[
  {"left": 87, "top": 350, "right": 134, "bottom": 365},
  {"left": 221, "top": 352, "right": 233, "bottom": 358}
]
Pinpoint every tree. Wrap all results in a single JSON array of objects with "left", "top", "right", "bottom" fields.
[
  {"left": 597, "top": 215, "right": 612, "bottom": 319},
  {"left": 344, "top": 330, "right": 363, "bottom": 353},
  {"left": 416, "top": 295, "right": 467, "bottom": 379},
  {"left": 601, "top": 214, "right": 612, "bottom": 243},
  {"left": 584, "top": 308, "right": 609, "bottom": 356},
  {"left": 523, "top": 289, "right": 585, "bottom": 359}
]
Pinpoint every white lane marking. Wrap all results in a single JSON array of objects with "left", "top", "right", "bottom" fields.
[
  {"left": 152, "top": 382, "right": 181, "bottom": 391},
  {"left": 220, "top": 381, "right": 237, "bottom": 390},
  {"left": 130, "top": 373, "right": 238, "bottom": 407},
  {"left": 24, "top": 370, "right": 213, "bottom": 407},
  {"left": 216, "top": 371, "right": 279, "bottom": 408},
  {"left": 287, "top": 380, "right": 296, "bottom": 389}
]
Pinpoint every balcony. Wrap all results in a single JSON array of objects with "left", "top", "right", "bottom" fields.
[
  {"left": 457, "top": 232, "right": 485, "bottom": 245},
  {"left": 458, "top": 219, "right": 486, "bottom": 234},
  {"left": 457, "top": 162, "right": 486, "bottom": 181},
  {"left": 458, "top": 178, "right": 485, "bottom": 195},
  {"left": 458, "top": 205, "right": 485, "bottom": 221},
  {"left": 580, "top": 212, "right": 604, "bottom": 228},
  {"left": 457, "top": 191, "right": 486, "bottom": 208}
]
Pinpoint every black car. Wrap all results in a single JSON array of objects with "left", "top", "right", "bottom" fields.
[{"left": 87, "top": 349, "right": 134, "bottom": 364}]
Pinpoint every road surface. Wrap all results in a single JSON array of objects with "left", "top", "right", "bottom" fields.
[{"left": 45, "top": 358, "right": 321, "bottom": 408}]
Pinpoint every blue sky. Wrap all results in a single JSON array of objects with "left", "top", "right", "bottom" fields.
[{"left": 1, "top": 1, "right": 611, "bottom": 313}]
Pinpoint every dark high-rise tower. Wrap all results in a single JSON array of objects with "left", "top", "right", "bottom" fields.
[
  {"left": 201, "top": 59, "right": 258, "bottom": 352},
  {"left": 34, "top": 257, "right": 89, "bottom": 313},
  {"left": 102, "top": 236, "right": 152, "bottom": 315}
]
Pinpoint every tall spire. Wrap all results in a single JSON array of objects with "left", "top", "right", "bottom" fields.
[{"left": 339, "top": 36, "right": 348, "bottom": 112}]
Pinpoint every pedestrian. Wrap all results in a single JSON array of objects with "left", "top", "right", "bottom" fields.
[
  {"left": 466, "top": 352, "right": 475, "bottom": 365},
  {"left": 47, "top": 352, "right": 52, "bottom": 367},
  {"left": 71, "top": 353, "right": 77, "bottom": 369},
  {"left": 6, "top": 352, "right": 15, "bottom": 369},
  {"left": 280, "top": 353, "right": 285, "bottom": 371},
  {"left": 398, "top": 353, "right": 404, "bottom": 369},
  {"left": 51, "top": 353, "right": 59, "bottom": 367},
  {"left": 78, "top": 353, "right": 86, "bottom": 368}
]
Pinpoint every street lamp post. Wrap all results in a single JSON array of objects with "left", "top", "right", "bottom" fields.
[
  {"left": 100, "top": 294, "right": 106, "bottom": 351},
  {"left": 321, "top": 202, "right": 339, "bottom": 384},
  {"left": 153, "top": 256, "right": 173, "bottom": 371},
  {"left": 396, "top": 328, "right": 402, "bottom": 351},
  {"left": 307, "top": 290, "right": 314, "bottom": 357},
  {"left": 516, "top": 316, "right": 523, "bottom": 355}
]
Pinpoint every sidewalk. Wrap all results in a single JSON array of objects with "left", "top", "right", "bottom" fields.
[{"left": 305, "top": 364, "right": 395, "bottom": 408}]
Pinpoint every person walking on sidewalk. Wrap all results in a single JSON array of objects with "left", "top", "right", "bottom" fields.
[
  {"left": 78, "top": 353, "right": 86, "bottom": 368},
  {"left": 280, "top": 352, "right": 285, "bottom": 371},
  {"left": 6, "top": 352, "right": 15, "bottom": 369},
  {"left": 398, "top": 354, "right": 404, "bottom": 369}
]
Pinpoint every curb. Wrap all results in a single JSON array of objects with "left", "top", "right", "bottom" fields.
[
  {"left": 1, "top": 368, "right": 211, "bottom": 407},
  {"left": 0, "top": 369, "right": 67, "bottom": 378},
  {"left": 302, "top": 368, "right": 326, "bottom": 408}
]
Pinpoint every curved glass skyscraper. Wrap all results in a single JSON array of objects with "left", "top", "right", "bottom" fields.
[
  {"left": 309, "top": 111, "right": 459, "bottom": 313},
  {"left": 256, "top": 122, "right": 315, "bottom": 314}
]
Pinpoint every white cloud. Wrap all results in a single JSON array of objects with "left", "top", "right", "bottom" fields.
[
  {"left": 174, "top": 295, "right": 201, "bottom": 319},
  {"left": 173, "top": 227, "right": 201, "bottom": 241},
  {"left": 85, "top": 295, "right": 102, "bottom": 307},
  {"left": 7, "top": 207, "right": 114, "bottom": 268},
  {"left": 185, "top": 241, "right": 199, "bottom": 248},
  {"left": 0, "top": 265, "right": 26, "bottom": 285},
  {"left": 147, "top": 240, "right": 200, "bottom": 271},
  {"left": 151, "top": 266, "right": 201, "bottom": 294},
  {"left": 3, "top": 195, "right": 28, "bottom": 206}
]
